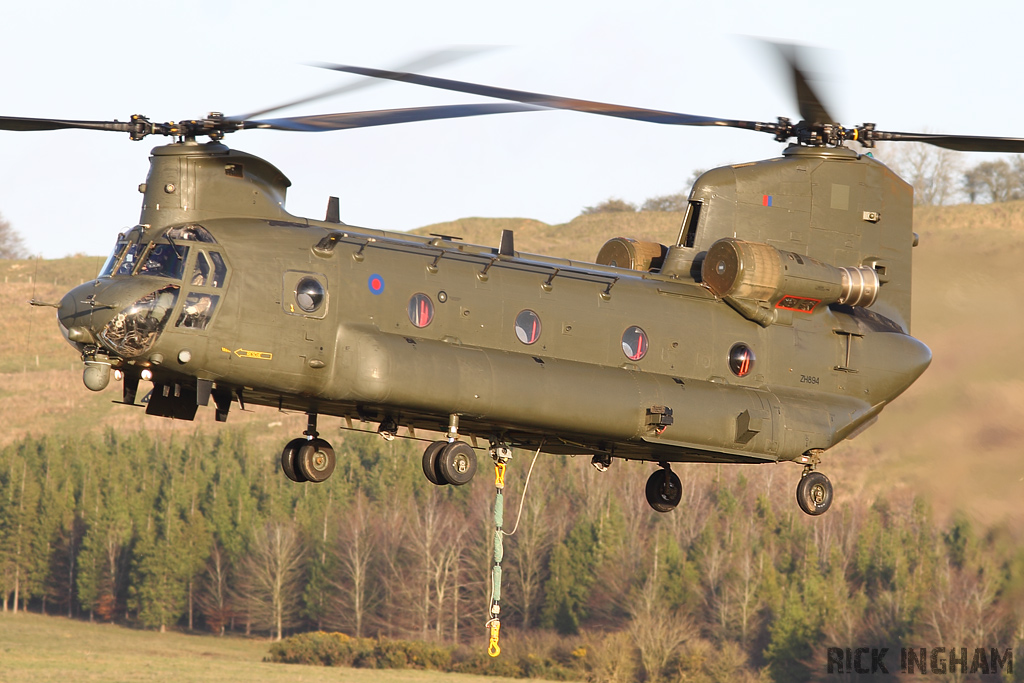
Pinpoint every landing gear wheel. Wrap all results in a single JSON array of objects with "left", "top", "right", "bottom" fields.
[
  {"left": 297, "top": 438, "right": 336, "bottom": 483},
  {"left": 645, "top": 467, "right": 682, "bottom": 513},
  {"left": 438, "top": 441, "right": 477, "bottom": 486},
  {"left": 281, "top": 438, "right": 308, "bottom": 483},
  {"left": 796, "top": 471, "right": 833, "bottom": 516},
  {"left": 422, "top": 441, "right": 449, "bottom": 486}
]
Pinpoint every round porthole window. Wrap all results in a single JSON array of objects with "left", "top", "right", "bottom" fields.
[
  {"left": 295, "top": 277, "right": 325, "bottom": 313},
  {"left": 729, "top": 343, "right": 754, "bottom": 377},
  {"left": 408, "top": 293, "right": 434, "bottom": 328},
  {"left": 514, "top": 309, "right": 541, "bottom": 344},
  {"left": 622, "top": 326, "right": 648, "bottom": 361}
]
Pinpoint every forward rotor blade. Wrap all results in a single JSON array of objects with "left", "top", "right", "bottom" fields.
[
  {"left": 867, "top": 129, "right": 1024, "bottom": 154},
  {"left": 771, "top": 42, "right": 836, "bottom": 126},
  {"left": 0, "top": 115, "right": 142, "bottom": 134},
  {"left": 316, "top": 62, "right": 778, "bottom": 132},
  {"left": 246, "top": 102, "right": 542, "bottom": 132},
  {"left": 235, "top": 46, "right": 498, "bottom": 121}
]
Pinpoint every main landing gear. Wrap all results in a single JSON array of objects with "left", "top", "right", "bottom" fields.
[
  {"left": 645, "top": 463, "right": 682, "bottom": 513},
  {"left": 281, "top": 412, "right": 337, "bottom": 483},
  {"left": 421, "top": 414, "right": 478, "bottom": 487},
  {"left": 796, "top": 467, "right": 833, "bottom": 516}
]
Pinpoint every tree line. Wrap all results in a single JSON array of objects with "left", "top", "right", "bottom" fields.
[{"left": 1, "top": 429, "right": 1022, "bottom": 682}]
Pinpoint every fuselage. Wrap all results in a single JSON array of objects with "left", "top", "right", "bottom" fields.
[{"left": 55, "top": 140, "right": 931, "bottom": 466}]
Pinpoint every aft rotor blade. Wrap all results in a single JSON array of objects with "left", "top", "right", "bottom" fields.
[
  {"left": 247, "top": 102, "right": 543, "bottom": 132},
  {"left": 235, "top": 46, "right": 499, "bottom": 121},
  {"left": 316, "top": 62, "right": 779, "bottom": 132},
  {"left": 866, "top": 129, "right": 1024, "bottom": 153}
]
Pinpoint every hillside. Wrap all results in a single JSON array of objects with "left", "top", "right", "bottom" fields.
[{"left": 2, "top": 203, "right": 1023, "bottom": 530}]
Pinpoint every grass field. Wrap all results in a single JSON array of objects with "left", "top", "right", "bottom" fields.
[{"left": 0, "top": 613, "right": 531, "bottom": 683}]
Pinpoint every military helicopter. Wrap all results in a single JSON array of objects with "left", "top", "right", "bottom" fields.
[{"left": 11, "top": 47, "right": 1024, "bottom": 517}]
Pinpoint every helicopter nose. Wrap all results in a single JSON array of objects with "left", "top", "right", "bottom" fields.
[
  {"left": 56, "top": 280, "right": 127, "bottom": 348},
  {"left": 57, "top": 287, "right": 99, "bottom": 345}
]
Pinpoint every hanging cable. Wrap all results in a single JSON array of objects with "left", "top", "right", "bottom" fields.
[
  {"left": 485, "top": 440, "right": 543, "bottom": 658},
  {"left": 503, "top": 443, "right": 541, "bottom": 537}
]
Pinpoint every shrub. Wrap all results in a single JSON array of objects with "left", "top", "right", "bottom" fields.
[
  {"left": 267, "top": 632, "right": 452, "bottom": 671},
  {"left": 266, "top": 631, "right": 355, "bottom": 666}
]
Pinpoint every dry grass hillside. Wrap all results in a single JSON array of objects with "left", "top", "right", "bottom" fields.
[{"left": 2, "top": 203, "right": 1022, "bottom": 532}]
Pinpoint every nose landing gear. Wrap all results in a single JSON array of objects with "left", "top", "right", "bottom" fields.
[{"left": 280, "top": 412, "right": 337, "bottom": 484}]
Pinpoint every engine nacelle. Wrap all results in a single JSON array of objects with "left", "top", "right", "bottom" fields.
[
  {"left": 596, "top": 237, "right": 667, "bottom": 272},
  {"left": 701, "top": 238, "right": 879, "bottom": 323}
]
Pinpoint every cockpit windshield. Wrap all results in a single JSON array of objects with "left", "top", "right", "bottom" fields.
[
  {"left": 137, "top": 244, "right": 189, "bottom": 280},
  {"left": 99, "top": 238, "right": 128, "bottom": 278},
  {"left": 106, "top": 242, "right": 189, "bottom": 280},
  {"left": 100, "top": 225, "right": 207, "bottom": 281}
]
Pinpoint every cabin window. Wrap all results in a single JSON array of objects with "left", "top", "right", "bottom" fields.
[
  {"left": 408, "top": 293, "right": 434, "bottom": 328},
  {"left": 622, "top": 326, "right": 648, "bottom": 361},
  {"left": 295, "top": 277, "right": 326, "bottom": 313},
  {"left": 514, "top": 309, "right": 542, "bottom": 344},
  {"left": 729, "top": 343, "right": 755, "bottom": 377}
]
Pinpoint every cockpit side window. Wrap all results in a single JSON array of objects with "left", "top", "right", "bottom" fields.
[
  {"left": 190, "top": 250, "right": 227, "bottom": 288},
  {"left": 191, "top": 252, "right": 212, "bottom": 286},
  {"left": 208, "top": 251, "right": 227, "bottom": 288}
]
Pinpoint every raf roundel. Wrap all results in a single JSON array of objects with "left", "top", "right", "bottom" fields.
[{"left": 368, "top": 274, "right": 385, "bottom": 295}]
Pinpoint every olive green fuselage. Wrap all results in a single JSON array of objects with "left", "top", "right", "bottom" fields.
[{"left": 58, "top": 141, "right": 931, "bottom": 465}]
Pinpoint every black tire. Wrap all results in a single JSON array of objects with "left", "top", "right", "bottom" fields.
[
  {"left": 438, "top": 442, "right": 477, "bottom": 486},
  {"left": 281, "top": 438, "right": 308, "bottom": 483},
  {"left": 645, "top": 468, "right": 682, "bottom": 513},
  {"left": 796, "top": 471, "right": 833, "bottom": 516},
  {"left": 422, "top": 441, "right": 449, "bottom": 486},
  {"left": 297, "top": 438, "right": 336, "bottom": 483}
]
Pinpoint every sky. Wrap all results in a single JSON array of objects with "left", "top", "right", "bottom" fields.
[{"left": 2, "top": 0, "right": 1022, "bottom": 259}]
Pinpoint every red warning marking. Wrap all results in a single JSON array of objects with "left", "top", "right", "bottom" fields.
[{"left": 776, "top": 295, "right": 821, "bottom": 313}]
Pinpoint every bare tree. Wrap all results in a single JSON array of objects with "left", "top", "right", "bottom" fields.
[
  {"left": 236, "top": 520, "right": 306, "bottom": 641},
  {"left": 0, "top": 212, "right": 28, "bottom": 259},
  {"left": 628, "top": 540, "right": 698, "bottom": 683},
  {"left": 330, "top": 490, "right": 379, "bottom": 637},
  {"left": 407, "top": 492, "right": 466, "bottom": 641},
  {"left": 962, "top": 159, "right": 1021, "bottom": 203},
  {"left": 728, "top": 537, "right": 764, "bottom": 645},
  {"left": 374, "top": 502, "right": 409, "bottom": 638},
  {"left": 878, "top": 141, "right": 963, "bottom": 205},
  {"left": 506, "top": 473, "right": 557, "bottom": 628},
  {"left": 197, "top": 542, "right": 232, "bottom": 635}
]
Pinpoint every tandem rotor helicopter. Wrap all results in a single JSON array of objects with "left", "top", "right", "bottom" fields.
[{"left": 11, "top": 47, "right": 1024, "bottom": 517}]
